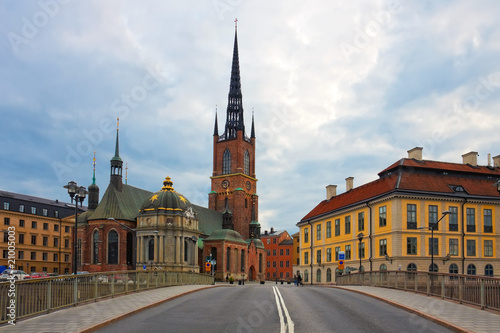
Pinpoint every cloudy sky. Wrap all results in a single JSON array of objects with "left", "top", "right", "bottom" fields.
[{"left": 1, "top": 0, "right": 500, "bottom": 235}]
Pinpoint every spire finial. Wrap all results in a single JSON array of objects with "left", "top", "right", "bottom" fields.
[
  {"left": 117, "top": 117, "right": 119, "bottom": 131},
  {"left": 234, "top": 18, "right": 238, "bottom": 29},
  {"left": 161, "top": 176, "right": 174, "bottom": 192},
  {"left": 125, "top": 163, "right": 128, "bottom": 185},
  {"left": 92, "top": 151, "right": 96, "bottom": 185}
]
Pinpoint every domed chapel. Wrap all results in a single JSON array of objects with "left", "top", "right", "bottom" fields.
[{"left": 76, "top": 23, "right": 266, "bottom": 281}]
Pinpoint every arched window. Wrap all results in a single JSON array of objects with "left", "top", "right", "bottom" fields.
[
  {"left": 429, "top": 263, "right": 439, "bottom": 272},
  {"left": 449, "top": 263, "right": 459, "bottom": 274},
  {"left": 380, "top": 264, "right": 387, "bottom": 271},
  {"left": 316, "top": 269, "right": 321, "bottom": 282},
  {"left": 92, "top": 230, "right": 99, "bottom": 264},
  {"left": 467, "top": 264, "right": 476, "bottom": 275},
  {"left": 241, "top": 249, "right": 245, "bottom": 272},
  {"left": 244, "top": 150, "right": 250, "bottom": 175},
  {"left": 407, "top": 263, "right": 417, "bottom": 271},
  {"left": 184, "top": 239, "right": 189, "bottom": 262},
  {"left": 326, "top": 268, "right": 332, "bottom": 282},
  {"left": 108, "top": 230, "right": 118, "bottom": 265},
  {"left": 223, "top": 148, "right": 231, "bottom": 174},
  {"left": 304, "top": 270, "right": 309, "bottom": 282},
  {"left": 485, "top": 264, "right": 494, "bottom": 277},
  {"left": 148, "top": 238, "right": 155, "bottom": 261},
  {"left": 226, "top": 247, "right": 231, "bottom": 271}
]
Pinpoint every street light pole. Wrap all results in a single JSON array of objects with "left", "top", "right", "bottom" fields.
[
  {"left": 357, "top": 233, "right": 364, "bottom": 272},
  {"left": 422, "top": 210, "right": 450, "bottom": 272},
  {"left": 64, "top": 181, "right": 87, "bottom": 275}
]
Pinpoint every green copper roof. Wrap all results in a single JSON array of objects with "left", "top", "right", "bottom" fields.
[
  {"left": 204, "top": 229, "right": 247, "bottom": 244},
  {"left": 192, "top": 204, "right": 222, "bottom": 236},
  {"left": 89, "top": 183, "right": 152, "bottom": 222}
]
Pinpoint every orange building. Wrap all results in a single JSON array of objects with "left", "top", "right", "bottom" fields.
[{"left": 261, "top": 228, "right": 293, "bottom": 281}]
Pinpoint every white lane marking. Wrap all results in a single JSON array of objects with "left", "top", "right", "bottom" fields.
[{"left": 273, "top": 286, "right": 294, "bottom": 333}]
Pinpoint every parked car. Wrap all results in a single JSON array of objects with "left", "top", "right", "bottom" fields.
[
  {"left": 0, "top": 269, "right": 30, "bottom": 281},
  {"left": 30, "top": 272, "right": 49, "bottom": 279}
]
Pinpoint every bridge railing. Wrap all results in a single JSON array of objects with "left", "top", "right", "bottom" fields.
[
  {"left": 336, "top": 271, "right": 500, "bottom": 311},
  {"left": 0, "top": 270, "right": 214, "bottom": 324}
]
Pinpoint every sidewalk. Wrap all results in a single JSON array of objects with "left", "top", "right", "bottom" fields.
[
  {"left": 0, "top": 284, "right": 219, "bottom": 333},
  {"left": 334, "top": 285, "right": 500, "bottom": 333}
]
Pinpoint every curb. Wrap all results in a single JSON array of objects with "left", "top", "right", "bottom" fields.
[
  {"left": 331, "top": 286, "right": 472, "bottom": 333},
  {"left": 80, "top": 285, "right": 223, "bottom": 333}
]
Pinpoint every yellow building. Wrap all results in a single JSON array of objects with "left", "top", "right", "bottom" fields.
[
  {"left": 297, "top": 148, "right": 500, "bottom": 283},
  {"left": 1, "top": 190, "right": 80, "bottom": 275}
]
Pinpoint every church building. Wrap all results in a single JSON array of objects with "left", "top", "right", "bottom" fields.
[{"left": 76, "top": 24, "right": 266, "bottom": 281}]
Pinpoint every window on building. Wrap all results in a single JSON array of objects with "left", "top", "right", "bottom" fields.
[
  {"left": 335, "top": 219, "right": 340, "bottom": 236},
  {"left": 273, "top": 249, "right": 276, "bottom": 256},
  {"left": 43, "top": 223, "right": 49, "bottom": 230},
  {"left": 32, "top": 221, "right": 37, "bottom": 229},
  {"left": 484, "top": 209, "right": 493, "bottom": 233},
  {"left": 326, "top": 248, "right": 332, "bottom": 262},
  {"left": 31, "top": 252, "right": 36, "bottom": 260},
  {"left": 316, "top": 224, "right": 321, "bottom": 240},
  {"left": 54, "top": 210, "right": 59, "bottom": 218},
  {"left": 3, "top": 250, "right": 10, "bottom": 258},
  {"left": 18, "top": 251, "right": 24, "bottom": 260},
  {"left": 64, "top": 254, "right": 69, "bottom": 262},
  {"left": 326, "top": 268, "right": 332, "bottom": 282},
  {"left": 18, "top": 234, "right": 24, "bottom": 244},
  {"left": 280, "top": 249, "right": 283, "bottom": 256},
  {"left": 429, "top": 205, "right": 438, "bottom": 229},
  {"left": 379, "top": 206, "right": 387, "bottom": 227},
  {"left": 31, "top": 207, "right": 36, "bottom": 214},
  {"left": 42, "top": 253, "right": 48, "bottom": 261},
  {"left": 148, "top": 239, "right": 154, "bottom": 261},
  {"left": 273, "top": 238, "right": 276, "bottom": 244},
  {"left": 280, "top": 261, "right": 284, "bottom": 267},
  {"left": 108, "top": 230, "right": 119, "bottom": 264},
  {"left": 42, "top": 208, "right": 48, "bottom": 216},
  {"left": 43, "top": 237, "right": 48, "bottom": 247},
  {"left": 286, "top": 249, "right": 289, "bottom": 256},
  {"left": 54, "top": 224, "right": 59, "bottom": 232},
  {"left": 286, "top": 261, "right": 289, "bottom": 267},
  {"left": 466, "top": 208, "right": 475, "bottom": 232},
  {"left": 93, "top": 231, "right": 100, "bottom": 264},
  {"left": 304, "top": 270, "right": 309, "bottom": 283},
  {"left": 3, "top": 232, "right": 7, "bottom": 242},
  {"left": 267, "top": 261, "right": 270, "bottom": 268},
  {"left": 326, "top": 221, "right": 331, "bottom": 238},
  {"left": 359, "top": 242, "right": 365, "bottom": 259},
  {"left": 304, "top": 228, "right": 309, "bottom": 243},
  {"left": 449, "top": 239, "right": 459, "bottom": 256},
  {"left": 316, "top": 269, "right": 321, "bottom": 282},
  {"left": 304, "top": 252, "right": 308, "bottom": 265},
  {"left": 222, "top": 148, "right": 231, "bottom": 174},
  {"left": 4, "top": 217, "right": 10, "bottom": 225},
  {"left": 31, "top": 235, "right": 37, "bottom": 245},
  {"left": 449, "top": 263, "right": 458, "bottom": 275},
  {"left": 19, "top": 219, "right": 25, "bottom": 227},
  {"left": 484, "top": 240, "right": 493, "bottom": 257},
  {"left": 407, "top": 263, "right": 417, "bottom": 271},
  {"left": 407, "top": 204, "right": 417, "bottom": 229},
  {"left": 449, "top": 206, "right": 458, "bottom": 231},
  {"left": 65, "top": 226, "right": 70, "bottom": 233},
  {"left": 380, "top": 264, "right": 387, "bottom": 271},
  {"left": 358, "top": 212, "right": 364, "bottom": 231},
  {"left": 65, "top": 239, "right": 70, "bottom": 248},
  {"left": 467, "top": 264, "right": 476, "bottom": 275},
  {"left": 19, "top": 204, "right": 24, "bottom": 213},
  {"left": 345, "top": 216, "right": 351, "bottom": 234},
  {"left": 3, "top": 202, "right": 10, "bottom": 210},
  {"left": 407, "top": 237, "right": 417, "bottom": 255},
  {"left": 345, "top": 245, "right": 351, "bottom": 260},
  {"left": 53, "top": 253, "right": 58, "bottom": 262},
  {"left": 466, "top": 239, "right": 476, "bottom": 256},
  {"left": 429, "top": 238, "right": 439, "bottom": 256},
  {"left": 244, "top": 150, "right": 250, "bottom": 175},
  {"left": 316, "top": 250, "right": 321, "bottom": 264},
  {"left": 335, "top": 247, "right": 340, "bottom": 261},
  {"left": 379, "top": 239, "right": 387, "bottom": 256},
  {"left": 485, "top": 264, "right": 494, "bottom": 277},
  {"left": 429, "top": 263, "right": 438, "bottom": 272}
]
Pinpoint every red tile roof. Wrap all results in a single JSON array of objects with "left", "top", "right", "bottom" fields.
[{"left": 301, "top": 159, "right": 500, "bottom": 222}]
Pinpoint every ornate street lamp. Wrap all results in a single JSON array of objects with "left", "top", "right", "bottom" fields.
[
  {"left": 64, "top": 181, "right": 87, "bottom": 275},
  {"left": 357, "top": 233, "right": 364, "bottom": 272}
]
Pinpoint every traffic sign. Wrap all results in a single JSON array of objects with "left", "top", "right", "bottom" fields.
[
  {"left": 339, "top": 251, "right": 345, "bottom": 261},
  {"left": 205, "top": 262, "right": 211, "bottom": 272},
  {"left": 211, "top": 260, "right": 216, "bottom": 265},
  {"left": 338, "top": 260, "right": 344, "bottom": 270}
]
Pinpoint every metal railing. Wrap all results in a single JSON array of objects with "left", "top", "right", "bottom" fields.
[
  {"left": 0, "top": 270, "right": 214, "bottom": 324},
  {"left": 336, "top": 271, "right": 500, "bottom": 311}
]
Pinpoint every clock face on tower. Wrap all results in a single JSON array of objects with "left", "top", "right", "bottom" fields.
[
  {"left": 246, "top": 181, "right": 251, "bottom": 190},
  {"left": 221, "top": 180, "right": 229, "bottom": 189}
]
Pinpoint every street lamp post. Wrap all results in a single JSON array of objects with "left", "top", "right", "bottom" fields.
[
  {"left": 64, "top": 181, "right": 87, "bottom": 275},
  {"left": 357, "top": 233, "right": 364, "bottom": 272},
  {"left": 107, "top": 217, "right": 137, "bottom": 269},
  {"left": 419, "top": 210, "right": 451, "bottom": 273}
]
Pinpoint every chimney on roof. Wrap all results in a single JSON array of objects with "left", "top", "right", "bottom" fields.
[
  {"left": 270, "top": 227, "right": 274, "bottom": 234},
  {"left": 407, "top": 147, "right": 423, "bottom": 161},
  {"left": 326, "top": 185, "right": 337, "bottom": 199},
  {"left": 492, "top": 155, "right": 500, "bottom": 167},
  {"left": 462, "top": 151, "right": 478, "bottom": 166},
  {"left": 264, "top": 230, "right": 268, "bottom": 235},
  {"left": 346, "top": 177, "right": 354, "bottom": 191}
]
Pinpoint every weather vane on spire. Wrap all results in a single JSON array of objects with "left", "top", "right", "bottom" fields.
[
  {"left": 117, "top": 117, "right": 119, "bottom": 131},
  {"left": 235, "top": 18, "right": 238, "bottom": 29}
]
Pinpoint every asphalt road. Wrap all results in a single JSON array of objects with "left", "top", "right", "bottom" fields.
[{"left": 96, "top": 284, "right": 454, "bottom": 333}]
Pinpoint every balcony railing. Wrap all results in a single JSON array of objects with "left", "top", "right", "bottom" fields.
[
  {"left": 336, "top": 271, "right": 500, "bottom": 311},
  {"left": 0, "top": 270, "right": 214, "bottom": 325}
]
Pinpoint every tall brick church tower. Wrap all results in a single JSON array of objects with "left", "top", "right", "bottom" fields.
[{"left": 209, "top": 23, "right": 258, "bottom": 240}]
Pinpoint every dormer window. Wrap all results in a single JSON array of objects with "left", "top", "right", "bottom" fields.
[{"left": 449, "top": 185, "right": 466, "bottom": 193}]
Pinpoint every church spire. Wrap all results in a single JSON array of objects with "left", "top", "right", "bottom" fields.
[
  {"left": 223, "top": 19, "right": 245, "bottom": 140},
  {"left": 251, "top": 109, "right": 255, "bottom": 139},
  {"left": 88, "top": 151, "right": 99, "bottom": 210},
  {"left": 110, "top": 118, "right": 123, "bottom": 191},
  {"left": 213, "top": 108, "right": 219, "bottom": 136}
]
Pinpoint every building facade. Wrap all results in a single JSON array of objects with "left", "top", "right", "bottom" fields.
[
  {"left": 0, "top": 191, "right": 80, "bottom": 274},
  {"left": 297, "top": 148, "right": 500, "bottom": 283},
  {"left": 261, "top": 228, "right": 293, "bottom": 281}
]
